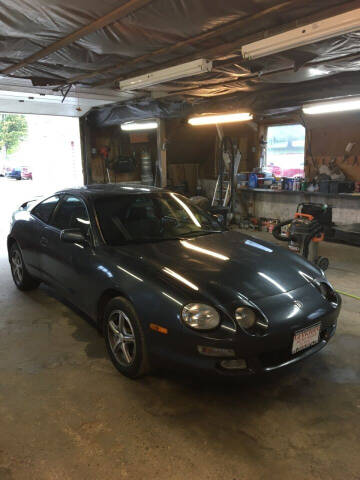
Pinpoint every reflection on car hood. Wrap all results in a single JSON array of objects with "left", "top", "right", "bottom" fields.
[{"left": 113, "top": 231, "right": 322, "bottom": 303}]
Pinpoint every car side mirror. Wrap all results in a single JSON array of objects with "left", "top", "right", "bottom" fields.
[{"left": 60, "top": 228, "right": 88, "bottom": 245}]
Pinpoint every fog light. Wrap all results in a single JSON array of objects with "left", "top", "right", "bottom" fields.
[
  {"left": 197, "top": 345, "right": 235, "bottom": 357},
  {"left": 220, "top": 358, "right": 247, "bottom": 370}
]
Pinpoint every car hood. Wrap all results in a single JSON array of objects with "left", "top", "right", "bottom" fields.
[{"left": 112, "top": 231, "right": 322, "bottom": 303}]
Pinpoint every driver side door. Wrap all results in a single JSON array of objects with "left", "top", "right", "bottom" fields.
[{"left": 40, "top": 195, "right": 93, "bottom": 307}]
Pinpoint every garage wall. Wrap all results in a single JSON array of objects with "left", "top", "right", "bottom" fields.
[
  {"left": 84, "top": 111, "right": 360, "bottom": 190},
  {"left": 165, "top": 119, "right": 258, "bottom": 192},
  {"left": 87, "top": 125, "right": 157, "bottom": 184},
  {"left": 165, "top": 119, "right": 213, "bottom": 194},
  {"left": 260, "top": 112, "right": 360, "bottom": 182},
  {"left": 164, "top": 119, "right": 259, "bottom": 195},
  {"left": 304, "top": 111, "right": 360, "bottom": 181}
]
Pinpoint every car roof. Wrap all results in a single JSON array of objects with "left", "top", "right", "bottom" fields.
[{"left": 56, "top": 183, "right": 165, "bottom": 199}]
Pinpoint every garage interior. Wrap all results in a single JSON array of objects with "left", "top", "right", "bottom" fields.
[{"left": 0, "top": 1, "right": 360, "bottom": 479}]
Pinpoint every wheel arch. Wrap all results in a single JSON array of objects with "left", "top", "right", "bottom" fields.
[
  {"left": 96, "top": 288, "right": 132, "bottom": 333},
  {"left": 7, "top": 236, "right": 17, "bottom": 259}
]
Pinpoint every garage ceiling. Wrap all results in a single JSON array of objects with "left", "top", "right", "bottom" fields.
[{"left": 1, "top": 0, "right": 360, "bottom": 120}]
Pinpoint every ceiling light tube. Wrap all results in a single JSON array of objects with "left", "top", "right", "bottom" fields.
[
  {"left": 121, "top": 121, "right": 158, "bottom": 131},
  {"left": 242, "top": 8, "right": 360, "bottom": 60},
  {"left": 119, "top": 59, "right": 212, "bottom": 91},
  {"left": 188, "top": 112, "right": 253, "bottom": 126},
  {"left": 303, "top": 97, "right": 360, "bottom": 115}
]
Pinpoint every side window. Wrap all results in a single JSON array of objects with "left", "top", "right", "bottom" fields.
[
  {"left": 31, "top": 196, "right": 60, "bottom": 224},
  {"left": 51, "top": 196, "right": 90, "bottom": 234}
]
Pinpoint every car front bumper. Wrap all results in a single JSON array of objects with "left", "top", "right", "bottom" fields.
[
  {"left": 160, "top": 318, "right": 337, "bottom": 377},
  {"left": 149, "top": 285, "right": 341, "bottom": 377}
]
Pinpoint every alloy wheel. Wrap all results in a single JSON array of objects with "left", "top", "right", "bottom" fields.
[
  {"left": 11, "top": 250, "right": 23, "bottom": 285},
  {"left": 107, "top": 310, "right": 137, "bottom": 366}
]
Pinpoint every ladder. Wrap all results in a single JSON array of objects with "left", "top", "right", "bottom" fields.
[
  {"left": 212, "top": 175, "right": 230, "bottom": 207},
  {"left": 211, "top": 147, "right": 241, "bottom": 208}
]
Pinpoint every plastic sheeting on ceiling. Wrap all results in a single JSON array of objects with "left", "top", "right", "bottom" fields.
[{"left": 1, "top": 0, "right": 360, "bottom": 124}]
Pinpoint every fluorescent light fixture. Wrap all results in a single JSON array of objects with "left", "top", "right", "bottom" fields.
[
  {"left": 120, "top": 59, "right": 212, "bottom": 91},
  {"left": 242, "top": 8, "right": 360, "bottom": 60},
  {"left": 188, "top": 112, "right": 253, "bottom": 126},
  {"left": 121, "top": 121, "right": 158, "bottom": 131},
  {"left": 303, "top": 97, "right": 360, "bottom": 115}
]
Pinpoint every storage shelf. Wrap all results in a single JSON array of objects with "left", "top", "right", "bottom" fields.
[{"left": 237, "top": 188, "right": 360, "bottom": 200}]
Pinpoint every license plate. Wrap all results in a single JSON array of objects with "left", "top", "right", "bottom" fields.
[{"left": 292, "top": 323, "right": 321, "bottom": 354}]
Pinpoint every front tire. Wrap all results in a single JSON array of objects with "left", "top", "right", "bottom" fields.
[
  {"left": 9, "top": 243, "right": 40, "bottom": 291},
  {"left": 104, "top": 297, "right": 150, "bottom": 378}
]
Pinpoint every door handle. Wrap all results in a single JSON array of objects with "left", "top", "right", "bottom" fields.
[{"left": 40, "top": 236, "right": 48, "bottom": 247}]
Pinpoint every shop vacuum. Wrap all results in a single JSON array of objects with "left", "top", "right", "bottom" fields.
[{"left": 272, "top": 203, "right": 332, "bottom": 271}]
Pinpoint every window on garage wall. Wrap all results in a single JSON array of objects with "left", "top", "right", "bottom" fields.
[{"left": 266, "top": 124, "right": 305, "bottom": 178}]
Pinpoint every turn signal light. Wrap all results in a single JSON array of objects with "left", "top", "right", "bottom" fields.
[{"left": 149, "top": 323, "right": 168, "bottom": 334}]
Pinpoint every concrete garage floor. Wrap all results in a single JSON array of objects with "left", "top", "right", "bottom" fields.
[{"left": 0, "top": 180, "right": 359, "bottom": 479}]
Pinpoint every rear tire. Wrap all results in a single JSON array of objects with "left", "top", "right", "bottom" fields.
[
  {"left": 104, "top": 297, "right": 150, "bottom": 379},
  {"left": 9, "top": 243, "right": 40, "bottom": 291}
]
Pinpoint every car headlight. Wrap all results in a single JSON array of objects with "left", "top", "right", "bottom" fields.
[
  {"left": 182, "top": 303, "right": 220, "bottom": 330},
  {"left": 318, "top": 282, "right": 338, "bottom": 305},
  {"left": 235, "top": 307, "right": 269, "bottom": 335},
  {"left": 235, "top": 307, "right": 257, "bottom": 329}
]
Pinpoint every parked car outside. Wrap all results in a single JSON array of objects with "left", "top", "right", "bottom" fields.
[
  {"left": 0, "top": 164, "right": 11, "bottom": 177},
  {"left": 5, "top": 167, "right": 22, "bottom": 180},
  {"left": 4, "top": 166, "right": 32, "bottom": 180},
  {"left": 7, "top": 184, "right": 341, "bottom": 379},
  {"left": 20, "top": 166, "right": 33, "bottom": 180}
]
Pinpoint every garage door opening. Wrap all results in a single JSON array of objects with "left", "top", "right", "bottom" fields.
[
  {"left": 1, "top": 113, "right": 83, "bottom": 190},
  {"left": 0, "top": 113, "right": 83, "bottom": 253}
]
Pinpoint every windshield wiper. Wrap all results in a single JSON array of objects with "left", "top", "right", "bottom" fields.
[
  {"left": 180, "top": 230, "right": 223, "bottom": 238},
  {"left": 119, "top": 236, "right": 181, "bottom": 245},
  {"left": 115, "top": 231, "right": 223, "bottom": 245}
]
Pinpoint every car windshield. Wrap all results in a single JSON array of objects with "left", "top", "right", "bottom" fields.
[{"left": 95, "top": 192, "right": 223, "bottom": 246}]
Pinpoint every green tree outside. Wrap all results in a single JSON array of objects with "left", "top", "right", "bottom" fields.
[{"left": 0, "top": 114, "right": 28, "bottom": 159}]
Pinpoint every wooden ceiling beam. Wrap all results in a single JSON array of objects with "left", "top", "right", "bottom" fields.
[{"left": 1, "top": 0, "right": 153, "bottom": 76}]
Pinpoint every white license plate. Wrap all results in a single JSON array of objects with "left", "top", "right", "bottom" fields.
[{"left": 292, "top": 323, "right": 321, "bottom": 354}]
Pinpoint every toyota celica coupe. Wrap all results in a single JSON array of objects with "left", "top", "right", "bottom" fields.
[{"left": 8, "top": 184, "right": 341, "bottom": 378}]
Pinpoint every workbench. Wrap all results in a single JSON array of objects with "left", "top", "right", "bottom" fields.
[{"left": 236, "top": 188, "right": 360, "bottom": 224}]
